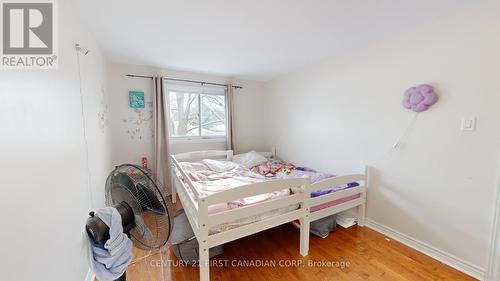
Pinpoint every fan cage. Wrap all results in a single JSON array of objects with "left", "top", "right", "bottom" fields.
[{"left": 105, "top": 164, "right": 174, "bottom": 250}]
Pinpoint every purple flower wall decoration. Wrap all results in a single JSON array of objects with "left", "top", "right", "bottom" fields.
[{"left": 402, "top": 84, "right": 438, "bottom": 112}]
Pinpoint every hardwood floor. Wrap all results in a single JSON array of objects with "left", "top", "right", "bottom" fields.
[{"left": 122, "top": 224, "right": 476, "bottom": 281}]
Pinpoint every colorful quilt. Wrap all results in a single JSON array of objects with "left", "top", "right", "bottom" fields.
[{"left": 251, "top": 159, "right": 296, "bottom": 177}]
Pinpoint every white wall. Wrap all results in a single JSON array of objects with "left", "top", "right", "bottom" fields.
[
  {"left": 263, "top": 1, "right": 500, "bottom": 277},
  {"left": 0, "top": 1, "right": 111, "bottom": 281},
  {"left": 107, "top": 62, "right": 267, "bottom": 168},
  {"left": 107, "top": 63, "right": 155, "bottom": 166}
]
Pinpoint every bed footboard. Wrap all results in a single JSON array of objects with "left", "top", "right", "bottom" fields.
[{"left": 308, "top": 169, "right": 368, "bottom": 226}]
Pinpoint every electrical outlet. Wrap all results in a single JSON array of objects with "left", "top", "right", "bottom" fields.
[{"left": 461, "top": 117, "right": 476, "bottom": 131}]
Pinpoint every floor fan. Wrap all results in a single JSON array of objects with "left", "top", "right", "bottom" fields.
[{"left": 86, "top": 164, "right": 174, "bottom": 281}]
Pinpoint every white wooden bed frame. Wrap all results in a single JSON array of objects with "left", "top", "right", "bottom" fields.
[{"left": 170, "top": 150, "right": 368, "bottom": 281}]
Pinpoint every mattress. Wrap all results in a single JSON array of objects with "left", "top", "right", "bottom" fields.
[{"left": 310, "top": 194, "right": 360, "bottom": 212}]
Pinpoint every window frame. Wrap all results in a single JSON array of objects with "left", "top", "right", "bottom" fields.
[{"left": 166, "top": 84, "right": 227, "bottom": 143}]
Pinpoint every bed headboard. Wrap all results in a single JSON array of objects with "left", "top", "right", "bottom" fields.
[
  {"left": 173, "top": 150, "right": 234, "bottom": 162},
  {"left": 172, "top": 147, "right": 277, "bottom": 162},
  {"left": 257, "top": 146, "right": 276, "bottom": 159}
]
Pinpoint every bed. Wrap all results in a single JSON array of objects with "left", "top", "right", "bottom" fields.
[{"left": 170, "top": 149, "right": 368, "bottom": 281}]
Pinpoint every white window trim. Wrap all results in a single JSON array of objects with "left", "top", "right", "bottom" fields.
[{"left": 167, "top": 85, "right": 227, "bottom": 142}]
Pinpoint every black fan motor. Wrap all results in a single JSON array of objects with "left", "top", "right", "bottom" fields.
[{"left": 86, "top": 202, "right": 136, "bottom": 245}]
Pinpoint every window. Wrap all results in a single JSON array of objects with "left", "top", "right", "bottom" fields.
[{"left": 168, "top": 86, "right": 226, "bottom": 139}]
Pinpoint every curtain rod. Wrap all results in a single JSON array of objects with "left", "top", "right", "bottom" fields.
[{"left": 125, "top": 74, "right": 243, "bottom": 89}]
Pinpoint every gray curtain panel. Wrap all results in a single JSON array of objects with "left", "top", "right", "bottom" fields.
[
  {"left": 226, "top": 84, "right": 235, "bottom": 151},
  {"left": 152, "top": 76, "right": 171, "bottom": 192}
]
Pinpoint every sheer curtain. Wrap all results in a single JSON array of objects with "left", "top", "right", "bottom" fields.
[
  {"left": 152, "top": 76, "right": 171, "bottom": 191},
  {"left": 226, "top": 84, "right": 235, "bottom": 151}
]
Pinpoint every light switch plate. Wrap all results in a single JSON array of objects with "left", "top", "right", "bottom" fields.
[{"left": 461, "top": 117, "right": 476, "bottom": 131}]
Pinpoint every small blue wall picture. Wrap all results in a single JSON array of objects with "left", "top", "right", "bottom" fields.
[{"left": 129, "top": 91, "right": 145, "bottom": 108}]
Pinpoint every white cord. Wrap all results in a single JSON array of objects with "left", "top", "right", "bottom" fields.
[
  {"left": 371, "top": 112, "right": 419, "bottom": 166},
  {"left": 75, "top": 43, "right": 94, "bottom": 210},
  {"left": 392, "top": 112, "right": 419, "bottom": 149}
]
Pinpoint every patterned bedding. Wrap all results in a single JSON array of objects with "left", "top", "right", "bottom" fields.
[
  {"left": 252, "top": 160, "right": 360, "bottom": 198},
  {"left": 177, "top": 159, "right": 360, "bottom": 234}
]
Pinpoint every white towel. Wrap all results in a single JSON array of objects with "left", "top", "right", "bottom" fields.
[{"left": 86, "top": 207, "right": 133, "bottom": 281}]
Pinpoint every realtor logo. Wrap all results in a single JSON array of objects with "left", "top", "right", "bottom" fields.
[{"left": 1, "top": 0, "right": 58, "bottom": 69}]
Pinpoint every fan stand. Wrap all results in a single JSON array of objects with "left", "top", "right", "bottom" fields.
[{"left": 87, "top": 164, "right": 173, "bottom": 281}]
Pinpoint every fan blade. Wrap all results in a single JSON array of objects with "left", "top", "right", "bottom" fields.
[
  {"left": 134, "top": 214, "right": 153, "bottom": 241},
  {"left": 113, "top": 172, "right": 138, "bottom": 197},
  {"left": 136, "top": 183, "right": 166, "bottom": 215}
]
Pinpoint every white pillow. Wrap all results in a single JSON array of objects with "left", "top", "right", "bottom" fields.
[{"left": 232, "top": 151, "right": 267, "bottom": 168}]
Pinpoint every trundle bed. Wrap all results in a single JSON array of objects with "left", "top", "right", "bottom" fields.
[{"left": 170, "top": 149, "right": 368, "bottom": 281}]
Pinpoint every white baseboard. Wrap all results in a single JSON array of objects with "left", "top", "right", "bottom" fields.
[
  {"left": 85, "top": 269, "right": 95, "bottom": 281},
  {"left": 365, "top": 218, "right": 484, "bottom": 280}
]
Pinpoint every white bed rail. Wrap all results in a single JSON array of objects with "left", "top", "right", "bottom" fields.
[
  {"left": 207, "top": 193, "right": 303, "bottom": 228},
  {"left": 309, "top": 174, "right": 365, "bottom": 192},
  {"left": 308, "top": 170, "right": 367, "bottom": 225},
  {"left": 171, "top": 154, "right": 202, "bottom": 199},
  {"left": 173, "top": 150, "right": 234, "bottom": 162},
  {"left": 204, "top": 177, "right": 307, "bottom": 205},
  {"left": 172, "top": 148, "right": 276, "bottom": 162}
]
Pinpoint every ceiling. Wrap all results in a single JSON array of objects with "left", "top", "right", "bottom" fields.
[{"left": 74, "top": 0, "right": 484, "bottom": 80}]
